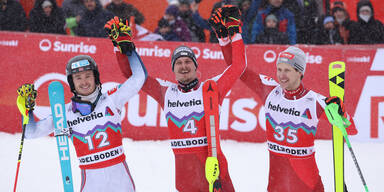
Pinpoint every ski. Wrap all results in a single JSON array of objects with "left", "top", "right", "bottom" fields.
[
  {"left": 329, "top": 61, "right": 346, "bottom": 192},
  {"left": 48, "top": 81, "right": 74, "bottom": 192},
  {"left": 203, "top": 80, "right": 222, "bottom": 192}
]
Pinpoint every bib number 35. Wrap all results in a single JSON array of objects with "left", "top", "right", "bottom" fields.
[{"left": 274, "top": 126, "right": 298, "bottom": 144}]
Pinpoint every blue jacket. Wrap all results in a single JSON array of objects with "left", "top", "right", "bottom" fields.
[{"left": 250, "top": 6, "right": 296, "bottom": 44}]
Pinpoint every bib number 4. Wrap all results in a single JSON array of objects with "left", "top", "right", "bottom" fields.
[{"left": 183, "top": 119, "right": 198, "bottom": 134}]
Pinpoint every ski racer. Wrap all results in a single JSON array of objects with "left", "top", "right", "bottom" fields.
[
  {"left": 221, "top": 45, "right": 358, "bottom": 192},
  {"left": 106, "top": 6, "right": 246, "bottom": 192},
  {"left": 16, "top": 22, "right": 146, "bottom": 192}
]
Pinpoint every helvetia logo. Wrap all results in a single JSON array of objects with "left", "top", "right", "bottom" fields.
[
  {"left": 167, "top": 99, "right": 202, "bottom": 108},
  {"left": 39, "top": 39, "right": 97, "bottom": 54},
  {"left": 105, "top": 107, "right": 114, "bottom": 116},
  {"left": 67, "top": 112, "right": 103, "bottom": 127},
  {"left": 268, "top": 102, "right": 301, "bottom": 116},
  {"left": 301, "top": 108, "right": 312, "bottom": 119}
]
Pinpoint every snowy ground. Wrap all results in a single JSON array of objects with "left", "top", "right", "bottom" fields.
[{"left": 1, "top": 132, "right": 383, "bottom": 192}]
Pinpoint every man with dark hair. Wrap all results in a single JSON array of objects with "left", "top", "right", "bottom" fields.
[
  {"left": 109, "top": 6, "right": 245, "bottom": 192},
  {"left": 16, "top": 22, "right": 147, "bottom": 191}
]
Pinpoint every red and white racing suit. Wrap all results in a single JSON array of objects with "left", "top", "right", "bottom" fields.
[
  {"left": 116, "top": 34, "right": 246, "bottom": 191},
  {"left": 24, "top": 51, "right": 147, "bottom": 192},
  {"left": 219, "top": 45, "right": 358, "bottom": 191}
]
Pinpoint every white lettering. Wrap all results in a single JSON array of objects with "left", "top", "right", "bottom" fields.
[
  {"left": 231, "top": 98, "right": 258, "bottom": 132},
  {"left": 0, "top": 40, "right": 18, "bottom": 47},
  {"left": 54, "top": 103, "right": 64, "bottom": 129},
  {"left": 52, "top": 41, "right": 96, "bottom": 54},
  {"left": 136, "top": 46, "right": 171, "bottom": 57},
  {"left": 219, "top": 98, "right": 230, "bottom": 131},
  {"left": 202, "top": 48, "right": 223, "bottom": 60},
  {"left": 127, "top": 95, "right": 158, "bottom": 126},
  {"left": 305, "top": 52, "right": 322, "bottom": 64}
]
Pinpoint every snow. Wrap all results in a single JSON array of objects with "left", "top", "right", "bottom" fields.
[{"left": 1, "top": 132, "right": 383, "bottom": 192}]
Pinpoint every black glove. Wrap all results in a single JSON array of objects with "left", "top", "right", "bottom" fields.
[
  {"left": 104, "top": 16, "right": 135, "bottom": 54},
  {"left": 209, "top": 8, "right": 228, "bottom": 39},
  {"left": 221, "top": 5, "right": 242, "bottom": 37},
  {"left": 325, "top": 96, "right": 345, "bottom": 117}
]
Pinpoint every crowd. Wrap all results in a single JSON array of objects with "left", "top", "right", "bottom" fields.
[{"left": 1, "top": 0, "right": 383, "bottom": 44}]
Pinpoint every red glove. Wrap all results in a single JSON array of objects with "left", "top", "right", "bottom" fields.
[
  {"left": 104, "top": 16, "right": 135, "bottom": 54},
  {"left": 221, "top": 5, "right": 242, "bottom": 37},
  {"left": 209, "top": 8, "right": 228, "bottom": 39}
]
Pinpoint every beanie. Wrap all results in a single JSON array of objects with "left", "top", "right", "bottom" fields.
[
  {"left": 42, "top": 0, "right": 53, "bottom": 8},
  {"left": 165, "top": 5, "right": 179, "bottom": 17},
  {"left": 171, "top": 46, "right": 197, "bottom": 71},
  {"left": 265, "top": 14, "right": 278, "bottom": 23},
  {"left": 323, "top": 16, "right": 335, "bottom": 25},
  {"left": 276, "top": 46, "right": 306, "bottom": 75}
]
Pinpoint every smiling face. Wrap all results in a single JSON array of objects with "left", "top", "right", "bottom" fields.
[
  {"left": 276, "top": 62, "right": 302, "bottom": 90},
  {"left": 72, "top": 70, "right": 96, "bottom": 96},
  {"left": 173, "top": 56, "right": 197, "bottom": 84}
]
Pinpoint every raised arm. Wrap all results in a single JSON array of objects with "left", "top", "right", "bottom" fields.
[
  {"left": 106, "top": 17, "right": 166, "bottom": 108},
  {"left": 216, "top": 8, "right": 274, "bottom": 102},
  {"left": 110, "top": 50, "right": 148, "bottom": 108},
  {"left": 208, "top": 5, "right": 247, "bottom": 103}
]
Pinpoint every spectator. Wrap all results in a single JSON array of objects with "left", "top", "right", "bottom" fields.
[
  {"left": 314, "top": 16, "right": 343, "bottom": 45},
  {"left": 331, "top": 2, "right": 354, "bottom": 44},
  {"left": 73, "top": 0, "right": 114, "bottom": 37},
  {"left": 0, "top": 0, "right": 27, "bottom": 31},
  {"left": 62, "top": 0, "right": 86, "bottom": 35},
  {"left": 160, "top": 5, "right": 191, "bottom": 42},
  {"left": 284, "top": 0, "right": 319, "bottom": 44},
  {"left": 155, "top": 18, "right": 181, "bottom": 41},
  {"left": 29, "top": 0, "right": 66, "bottom": 34},
  {"left": 177, "top": 0, "right": 205, "bottom": 42},
  {"left": 239, "top": 0, "right": 262, "bottom": 44},
  {"left": 105, "top": 0, "right": 145, "bottom": 25},
  {"left": 255, "top": 14, "right": 289, "bottom": 44},
  {"left": 249, "top": 0, "right": 296, "bottom": 45},
  {"left": 349, "top": 0, "right": 384, "bottom": 44},
  {"left": 191, "top": 0, "right": 225, "bottom": 43}
]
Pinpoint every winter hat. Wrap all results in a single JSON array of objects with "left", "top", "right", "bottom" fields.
[
  {"left": 359, "top": 5, "right": 371, "bottom": 13},
  {"left": 42, "top": 0, "right": 52, "bottom": 8},
  {"left": 165, "top": 5, "right": 179, "bottom": 17},
  {"left": 323, "top": 16, "right": 335, "bottom": 25},
  {"left": 265, "top": 14, "right": 278, "bottom": 23},
  {"left": 158, "top": 18, "right": 170, "bottom": 28},
  {"left": 276, "top": 46, "right": 306, "bottom": 75},
  {"left": 171, "top": 46, "right": 197, "bottom": 71}
]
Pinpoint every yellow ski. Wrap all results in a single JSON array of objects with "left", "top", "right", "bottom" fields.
[{"left": 329, "top": 61, "right": 346, "bottom": 192}]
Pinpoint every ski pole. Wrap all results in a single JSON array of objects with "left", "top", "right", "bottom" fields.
[
  {"left": 13, "top": 122, "right": 28, "bottom": 192},
  {"left": 14, "top": 98, "right": 31, "bottom": 192},
  {"left": 325, "top": 103, "right": 369, "bottom": 192}
]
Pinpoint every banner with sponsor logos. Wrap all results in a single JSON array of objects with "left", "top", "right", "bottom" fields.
[{"left": 1, "top": 31, "right": 384, "bottom": 142}]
